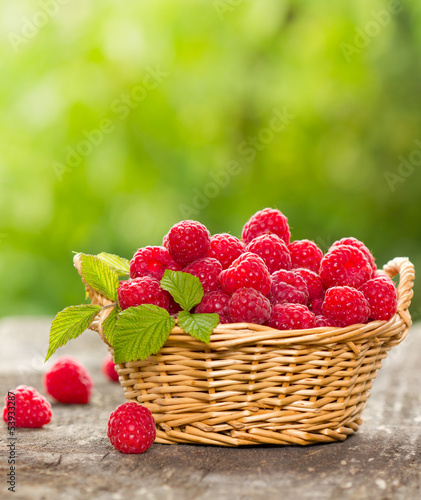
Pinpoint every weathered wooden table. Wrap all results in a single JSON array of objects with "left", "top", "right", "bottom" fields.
[{"left": 0, "top": 317, "right": 420, "bottom": 500}]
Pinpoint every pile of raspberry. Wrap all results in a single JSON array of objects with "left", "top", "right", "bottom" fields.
[{"left": 119, "top": 208, "right": 398, "bottom": 330}]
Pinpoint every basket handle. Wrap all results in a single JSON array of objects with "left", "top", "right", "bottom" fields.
[{"left": 383, "top": 257, "right": 415, "bottom": 319}]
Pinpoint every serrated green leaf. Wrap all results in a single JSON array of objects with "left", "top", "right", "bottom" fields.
[
  {"left": 80, "top": 253, "right": 119, "bottom": 301},
  {"left": 45, "top": 305, "right": 101, "bottom": 361},
  {"left": 102, "top": 306, "right": 119, "bottom": 346},
  {"left": 113, "top": 304, "right": 175, "bottom": 363},
  {"left": 160, "top": 270, "right": 204, "bottom": 311},
  {"left": 96, "top": 252, "right": 130, "bottom": 277},
  {"left": 177, "top": 311, "right": 219, "bottom": 344}
]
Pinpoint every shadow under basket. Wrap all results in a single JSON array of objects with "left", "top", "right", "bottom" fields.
[{"left": 75, "top": 256, "right": 415, "bottom": 446}]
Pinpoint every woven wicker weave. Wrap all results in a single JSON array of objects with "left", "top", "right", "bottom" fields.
[{"left": 74, "top": 255, "right": 414, "bottom": 446}]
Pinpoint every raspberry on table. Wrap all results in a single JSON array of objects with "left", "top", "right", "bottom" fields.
[
  {"left": 183, "top": 257, "right": 223, "bottom": 293},
  {"left": 195, "top": 290, "right": 231, "bottom": 324},
  {"left": 293, "top": 268, "right": 324, "bottom": 302},
  {"left": 242, "top": 208, "right": 291, "bottom": 245},
  {"left": 270, "top": 270, "right": 309, "bottom": 305},
  {"left": 228, "top": 288, "right": 271, "bottom": 325},
  {"left": 2, "top": 385, "right": 52, "bottom": 428},
  {"left": 130, "top": 246, "right": 181, "bottom": 280},
  {"left": 107, "top": 402, "right": 156, "bottom": 454},
  {"left": 219, "top": 252, "right": 271, "bottom": 296},
  {"left": 102, "top": 354, "right": 119, "bottom": 383},
  {"left": 118, "top": 276, "right": 171, "bottom": 311},
  {"left": 207, "top": 233, "right": 244, "bottom": 270},
  {"left": 314, "top": 315, "right": 337, "bottom": 327},
  {"left": 319, "top": 245, "right": 373, "bottom": 289},
  {"left": 288, "top": 239, "right": 323, "bottom": 273},
  {"left": 43, "top": 356, "right": 93, "bottom": 404},
  {"left": 331, "top": 237, "right": 376, "bottom": 272},
  {"left": 359, "top": 276, "right": 397, "bottom": 321},
  {"left": 164, "top": 220, "right": 211, "bottom": 266},
  {"left": 245, "top": 234, "right": 292, "bottom": 274},
  {"left": 268, "top": 303, "right": 315, "bottom": 330},
  {"left": 322, "top": 286, "right": 370, "bottom": 327}
]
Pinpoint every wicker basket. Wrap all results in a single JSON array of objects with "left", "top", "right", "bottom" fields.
[{"left": 75, "top": 255, "right": 414, "bottom": 446}]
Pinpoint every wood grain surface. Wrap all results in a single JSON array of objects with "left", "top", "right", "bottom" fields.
[{"left": 0, "top": 317, "right": 420, "bottom": 500}]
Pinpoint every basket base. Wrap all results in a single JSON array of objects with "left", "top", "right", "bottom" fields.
[
  {"left": 138, "top": 401, "right": 365, "bottom": 446},
  {"left": 152, "top": 419, "right": 363, "bottom": 446}
]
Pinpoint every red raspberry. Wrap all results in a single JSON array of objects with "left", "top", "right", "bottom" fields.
[
  {"left": 245, "top": 234, "right": 292, "bottom": 274},
  {"left": 164, "top": 220, "right": 211, "bottom": 266},
  {"left": 44, "top": 356, "right": 93, "bottom": 404},
  {"left": 331, "top": 237, "right": 376, "bottom": 272},
  {"left": 102, "top": 354, "right": 119, "bottom": 383},
  {"left": 183, "top": 257, "right": 222, "bottom": 293},
  {"left": 118, "top": 277, "right": 171, "bottom": 311},
  {"left": 293, "top": 268, "right": 324, "bottom": 302},
  {"left": 195, "top": 290, "right": 231, "bottom": 324},
  {"left": 270, "top": 270, "right": 309, "bottom": 305},
  {"left": 107, "top": 402, "right": 156, "bottom": 454},
  {"left": 359, "top": 276, "right": 397, "bottom": 321},
  {"left": 242, "top": 208, "right": 291, "bottom": 245},
  {"left": 322, "top": 286, "right": 370, "bottom": 327},
  {"left": 309, "top": 297, "right": 324, "bottom": 316},
  {"left": 207, "top": 233, "right": 244, "bottom": 270},
  {"left": 268, "top": 303, "right": 315, "bottom": 330},
  {"left": 228, "top": 288, "right": 271, "bottom": 324},
  {"left": 2, "top": 385, "right": 52, "bottom": 428},
  {"left": 130, "top": 246, "right": 181, "bottom": 280},
  {"left": 314, "top": 315, "right": 337, "bottom": 327},
  {"left": 288, "top": 240, "right": 323, "bottom": 273},
  {"left": 219, "top": 252, "right": 271, "bottom": 296},
  {"left": 319, "top": 245, "right": 373, "bottom": 289}
]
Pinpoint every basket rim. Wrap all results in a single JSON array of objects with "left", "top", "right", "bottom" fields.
[{"left": 74, "top": 254, "right": 415, "bottom": 351}]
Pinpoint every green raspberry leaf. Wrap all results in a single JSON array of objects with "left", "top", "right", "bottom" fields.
[
  {"left": 160, "top": 270, "right": 204, "bottom": 311},
  {"left": 45, "top": 305, "right": 101, "bottom": 361},
  {"left": 80, "top": 253, "right": 119, "bottom": 301},
  {"left": 177, "top": 311, "right": 219, "bottom": 344},
  {"left": 96, "top": 252, "right": 130, "bottom": 277},
  {"left": 113, "top": 304, "right": 175, "bottom": 363},
  {"left": 102, "top": 306, "right": 119, "bottom": 346}
]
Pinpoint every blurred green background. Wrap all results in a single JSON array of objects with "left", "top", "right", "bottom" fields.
[{"left": 1, "top": 0, "right": 420, "bottom": 319}]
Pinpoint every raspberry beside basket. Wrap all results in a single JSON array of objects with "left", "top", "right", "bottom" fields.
[{"left": 74, "top": 255, "right": 415, "bottom": 446}]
